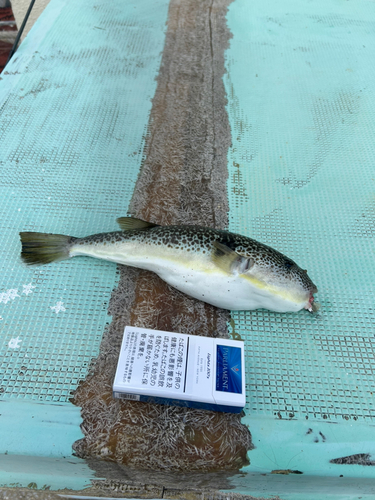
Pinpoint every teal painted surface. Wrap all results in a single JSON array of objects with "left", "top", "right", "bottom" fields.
[
  {"left": 0, "top": 0, "right": 169, "bottom": 489},
  {"left": 0, "top": 455, "right": 94, "bottom": 490},
  {"left": 224, "top": 473, "right": 375, "bottom": 500},
  {"left": 0, "top": 400, "right": 95, "bottom": 489},
  {"left": 0, "top": 400, "right": 84, "bottom": 456},
  {"left": 224, "top": 0, "right": 375, "bottom": 485},
  {"left": 0, "top": 0, "right": 169, "bottom": 403},
  {"left": 241, "top": 415, "right": 375, "bottom": 477}
]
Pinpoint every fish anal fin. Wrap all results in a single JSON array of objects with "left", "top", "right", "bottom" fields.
[
  {"left": 212, "top": 241, "right": 254, "bottom": 275},
  {"left": 117, "top": 217, "right": 160, "bottom": 231}
]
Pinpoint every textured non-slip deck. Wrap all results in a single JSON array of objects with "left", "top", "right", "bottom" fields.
[
  {"left": 0, "top": 0, "right": 169, "bottom": 489},
  {"left": 225, "top": 0, "right": 375, "bottom": 423},
  {"left": 0, "top": 0, "right": 169, "bottom": 402},
  {"left": 225, "top": 0, "right": 375, "bottom": 479}
]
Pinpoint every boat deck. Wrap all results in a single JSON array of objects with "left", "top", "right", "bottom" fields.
[{"left": 1, "top": 0, "right": 375, "bottom": 498}]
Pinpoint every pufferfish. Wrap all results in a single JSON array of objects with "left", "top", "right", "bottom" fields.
[{"left": 20, "top": 217, "right": 318, "bottom": 313}]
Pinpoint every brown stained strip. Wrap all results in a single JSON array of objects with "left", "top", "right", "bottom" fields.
[
  {"left": 130, "top": 0, "right": 231, "bottom": 228},
  {"left": 73, "top": 0, "right": 253, "bottom": 472}
]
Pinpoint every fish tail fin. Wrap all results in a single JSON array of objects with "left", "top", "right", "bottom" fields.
[{"left": 20, "top": 232, "right": 76, "bottom": 265}]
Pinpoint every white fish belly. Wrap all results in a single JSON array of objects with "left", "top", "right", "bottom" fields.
[
  {"left": 159, "top": 267, "right": 306, "bottom": 312},
  {"left": 71, "top": 242, "right": 305, "bottom": 312}
]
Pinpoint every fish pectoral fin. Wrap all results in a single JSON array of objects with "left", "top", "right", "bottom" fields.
[
  {"left": 212, "top": 241, "right": 254, "bottom": 275},
  {"left": 117, "top": 217, "right": 160, "bottom": 231}
]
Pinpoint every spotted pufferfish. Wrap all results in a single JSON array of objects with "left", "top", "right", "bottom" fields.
[{"left": 20, "top": 217, "right": 318, "bottom": 313}]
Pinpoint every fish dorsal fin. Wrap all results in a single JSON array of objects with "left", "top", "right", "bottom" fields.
[
  {"left": 212, "top": 241, "right": 254, "bottom": 275},
  {"left": 117, "top": 217, "right": 160, "bottom": 231}
]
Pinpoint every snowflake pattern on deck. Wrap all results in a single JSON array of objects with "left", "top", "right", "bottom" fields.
[
  {"left": 50, "top": 301, "right": 66, "bottom": 314},
  {"left": 22, "top": 283, "right": 36, "bottom": 295},
  {"left": 0, "top": 289, "right": 20, "bottom": 304},
  {"left": 8, "top": 337, "right": 22, "bottom": 349}
]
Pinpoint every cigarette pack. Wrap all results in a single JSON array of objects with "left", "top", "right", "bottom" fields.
[{"left": 113, "top": 326, "right": 246, "bottom": 413}]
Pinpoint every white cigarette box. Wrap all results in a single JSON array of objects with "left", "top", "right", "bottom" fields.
[{"left": 113, "top": 326, "right": 246, "bottom": 413}]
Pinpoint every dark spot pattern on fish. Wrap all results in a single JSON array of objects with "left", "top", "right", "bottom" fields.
[{"left": 76, "top": 224, "right": 317, "bottom": 296}]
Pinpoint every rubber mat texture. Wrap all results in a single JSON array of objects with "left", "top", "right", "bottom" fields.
[
  {"left": 0, "top": 0, "right": 169, "bottom": 402},
  {"left": 225, "top": 0, "right": 375, "bottom": 422}
]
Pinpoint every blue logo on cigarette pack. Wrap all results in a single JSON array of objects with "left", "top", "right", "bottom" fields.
[{"left": 216, "top": 345, "right": 242, "bottom": 394}]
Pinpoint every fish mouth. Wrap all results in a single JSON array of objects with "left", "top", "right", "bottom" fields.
[{"left": 305, "top": 291, "right": 320, "bottom": 313}]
